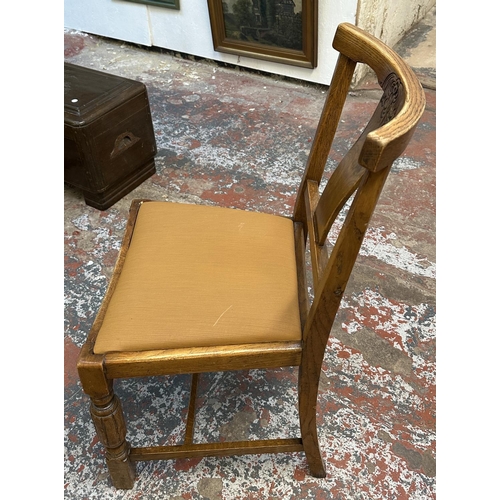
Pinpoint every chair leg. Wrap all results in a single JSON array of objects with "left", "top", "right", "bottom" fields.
[
  {"left": 298, "top": 365, "right": 327, "bottom": 478},
  {"left": 89, "top": 391, "right": 136, "bottom": 489}
]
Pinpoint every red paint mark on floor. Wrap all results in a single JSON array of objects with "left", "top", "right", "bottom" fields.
[
  {"left": 65, "top": 336, "right": 81, "bottom": 388},
  {"left": 337, "top": 350, "right": 351, "bottom": 359},
  {"left": 173, "top": 457, "right": 203, "bottom": 471},
  {"left": 64, "top": 34, "right": 85, "bottom": 58},
  {"left": 293, "top": 466, "right": 306, "bottom": 481}
]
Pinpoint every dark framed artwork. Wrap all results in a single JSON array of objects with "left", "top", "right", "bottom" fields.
[
  {"left": 122, "top": 0, "right": 180, "bottom": 9},
  {"left": 207, "top": 0, "right": 317, "bottom": 68}
]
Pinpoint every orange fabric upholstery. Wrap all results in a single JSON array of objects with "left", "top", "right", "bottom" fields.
[{"left": 93, "top": 201, "right": 302, "bottom": 353}]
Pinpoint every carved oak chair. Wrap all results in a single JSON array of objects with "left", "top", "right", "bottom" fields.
[{"left": 77, "top": 23, "right": 426, "bottom": 489}]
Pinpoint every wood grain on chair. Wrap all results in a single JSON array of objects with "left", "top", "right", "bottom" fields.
[{"left": 77, "top": 22, "right": 426, "bottom": 489}]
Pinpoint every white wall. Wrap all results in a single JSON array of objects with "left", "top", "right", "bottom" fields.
[
  {"left": 148, "top": 1, "right": 358, "bottom": 85},
  {"left": 64, "top": 0, "right": 433, "bottom": 86},
  {"left": 64, "top": 0, "right": 152, "bottom": 46},
  {"left": 353, "top": 0, "right": 435, "bottom": 84},
  {"left": 64, "top": 0, "right": 357, "bottom": 85},
  {"left": 357, "top": 0, "right": 435, "bottom": 48}
]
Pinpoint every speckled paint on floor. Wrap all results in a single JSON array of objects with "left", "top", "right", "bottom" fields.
[{"left": 64, "top": 25, "right": 436, "bottom": 500}]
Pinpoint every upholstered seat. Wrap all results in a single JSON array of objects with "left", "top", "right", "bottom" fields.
[{"left": 94, "top": 201, "right": 302, "bottom": 353}]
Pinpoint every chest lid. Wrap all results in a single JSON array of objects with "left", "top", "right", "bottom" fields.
[{"left": 64, "top": 63, "right": 146, "bottom": 127}]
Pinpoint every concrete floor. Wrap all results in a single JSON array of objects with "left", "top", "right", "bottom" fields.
[{"left": 64, "top": 8, "right": 436, "bottom": 499}]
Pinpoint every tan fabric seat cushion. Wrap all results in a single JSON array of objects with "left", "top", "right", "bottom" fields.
[{"left": 93, "top": 201, "right": 302, "bottom": 353}]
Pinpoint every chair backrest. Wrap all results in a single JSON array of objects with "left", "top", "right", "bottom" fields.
[{"left": 294, "top": 23, "right": 426, "bottom": 370}]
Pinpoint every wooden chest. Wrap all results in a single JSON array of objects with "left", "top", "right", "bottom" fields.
[{"left": 64, "top": 63, "right": 157, "bottom": 210}]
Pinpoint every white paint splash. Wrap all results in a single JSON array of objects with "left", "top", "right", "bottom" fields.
[{"left": 360, "top": 227, "right": 436, "bottom": 278}]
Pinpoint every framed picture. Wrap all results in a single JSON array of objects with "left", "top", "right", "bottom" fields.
[
  {"left": 207, "top": 0, "right": 317, "bottom": 68},
  {"left": 122, "top": 0, "right": 180, "bottom": 9}
]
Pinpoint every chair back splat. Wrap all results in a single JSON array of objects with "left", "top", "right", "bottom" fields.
[{"left": 77, "top": 22, "right": 426, "bottom": 489}]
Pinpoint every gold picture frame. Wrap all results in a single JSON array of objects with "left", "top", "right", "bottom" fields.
[{"left": 207, "top": 0, "right": 318, "bottom": 68}]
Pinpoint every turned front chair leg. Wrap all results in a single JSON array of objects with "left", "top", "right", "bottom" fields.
[{"left": 90, "top": 391, "right": 136, "bottom": 489}]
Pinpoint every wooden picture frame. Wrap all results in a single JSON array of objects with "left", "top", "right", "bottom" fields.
[
  {"left": 207, "top": 0, "right": 317, "bottom": 68},
  {"left": 122, "top": 0, "right": 180, "bottom": 9}
]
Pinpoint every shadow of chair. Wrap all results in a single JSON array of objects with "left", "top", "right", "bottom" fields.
[{"left": 77, "top": 22, "right": 426, "bottom": 489}]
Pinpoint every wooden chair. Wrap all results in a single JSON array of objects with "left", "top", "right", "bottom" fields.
[{"left": 77, "top": 23, "right": 426, "bottom": 489}]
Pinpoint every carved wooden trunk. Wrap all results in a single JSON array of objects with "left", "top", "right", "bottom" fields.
[{"left": 64, "top": 63, "right": 157, "bottom": 210}]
